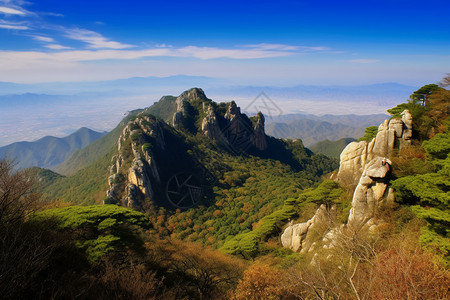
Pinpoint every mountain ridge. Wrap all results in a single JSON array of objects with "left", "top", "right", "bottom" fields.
[{"left": 0, "top": 127, "right": 107, "bottom": 170}]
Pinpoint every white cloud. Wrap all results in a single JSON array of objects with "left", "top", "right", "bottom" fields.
[
  {"left": 243, "top": 43, "right": 329, "bottom": 52},
  {"left": 0, "top": 44, "right": 301, "bottom": 68},
  {"left": 65, "top": 28, "right": 135, "bottom": 49},
  {"left": 0, "top": 23, "right": 27, "bottom": 29},
  {"left": 0, "top": 42, "right": 341, "bottom": 83},
  {"left": 45, "top": 44, "right": 71, "bottom": 50},
  {"left": 33, "top": 35, "right": 54, "bottom": 42},
  {"left": 0, "top": 6, "right": 25, "bottom": 15},
  {"left": 40, "top": 12, "right": 64, "bottom": 17},
  {"left": 347, "top": 59, "right": 379, "bottom": 64}
]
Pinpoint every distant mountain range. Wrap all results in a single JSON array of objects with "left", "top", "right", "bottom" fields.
[
  {"left": 309, "top": 138, "right": 358, "bottom": 159},
  {"left": 0, "top": 127, "right": 107, "bottom": 170},
  {"left": 0, "top": 75, "right": 219, "bottom": 96},
  {"left": 265, "top": 113, "right": 388, "bottom": 146},
  {"left": 0, "top": 75, "right": 414, "bottom": 147},
  {"left": 206, "top": 82, "right": 416, "bottom": 105},
  {"left": 0, "top": 76, "right": 416, "bottom": 104}
]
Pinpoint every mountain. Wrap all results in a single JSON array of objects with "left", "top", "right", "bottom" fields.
[
  {"left": 0, "top": 75, "right": 219, "bottom": 96},
  {"left": 265, "top": 119, "right": 363, "bottom": 146},
  {"left": 0, "top": 127, "right": 107, "bottom": 170},
  {"left": 309, "top": 138, "right": 357, "bottom": 159},
  {"left": 268, "top": 113, "right": 389, "bottom": 128},
  {"left": 14, "top": 85, "right": 449, "bottom": 299},
  {"left": 207, "top": 82, "right": 416, "bottom": 105},
  {"left": 39, "top": 88, "right": 337, "bottom": 245},
  {"left": 55, "top": 95, "right": 179, "bottom": 175},
  {"left": 265, "top": 113, "right": 388, "bottom": 146},
  {"left": 0, "top": 80, "right": 409, "bottom": 147}
]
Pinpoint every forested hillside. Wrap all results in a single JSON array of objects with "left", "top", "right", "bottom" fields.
[
  {"left": 309, "top": 137, "right": 357, "bottom": 158},
  {"left": 2, "top": 81, "right": 449, "bottom": 299}
]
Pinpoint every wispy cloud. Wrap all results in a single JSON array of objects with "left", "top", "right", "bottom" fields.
[
  {"left": 0, "top": 6, "right": 25, "bottom": 15},
  {"left": 65, "top": 28, "right": 134, "bottom": 49},
  {"left": 0, "top": 43, "right": 305, "bottom": 69},
  {"left": 243, "top": 43, "right": 329, "bottom": 52},
  {"left": 0, "top": 1, "right": 31, "bottom": 31},
  {"left": 0, "top": 0, "right": 32, "bottom": 16},
  {"left": 347, "top": 59, "right": 379, "bottom": 64},
  {"left": 33, "top": 35, "right": 54, "bottom": 42},
  {"left": 0, "top": 23, "right": 27, "bottom": 29},
  {"left": 44, "top": 44, "right": 71, "bottom": 50}
]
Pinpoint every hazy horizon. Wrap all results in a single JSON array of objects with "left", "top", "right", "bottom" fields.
[{"left": 1, "top": 0, "right": 448, "bottom": 145}]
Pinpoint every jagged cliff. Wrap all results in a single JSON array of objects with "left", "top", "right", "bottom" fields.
[
  {"left": 106, "top": 115, "right": 167, "bottom": 209},
  {"left": 106, "top": 88, "right": 269, "bottom": 209},
  {"left": 337, "top": 109, "right": 412, "bottom": 187},
  {"left": 338, "top": 109, "right": 411, "bottom": 230},
  {"left": 173, "top": 88, "right": 267, "bottom": 152},
  {"left": 281, "top": 110, "right": 413, "bottom": 252}
]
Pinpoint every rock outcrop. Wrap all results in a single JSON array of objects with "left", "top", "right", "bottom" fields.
[
  {"left": 337, "top": 112, "right": 413, "bottom": 230},
  {"left": 281, "top": 111, "right": 412, "bottom": 252},
  {"left": 337, "top": 110, "right": 412, "bottom": 187},
  {"left": 106, "top": 115, "right": 164, "bottom": 209},
  {"left": 281, "top": 205, "right": 335, "bottom": 253},
  {"left": 337, "top": 111, "right": 412, "bottom": 230},
  {"left": 220, "top": 101, "right": 267, "bottom": 152},
  {"left": 347, "top": 156, "right": 394, "bottom": 230},
  {"left": 172, "top": 89, "right": 268, "bottom": 152},
  {"left": 253, "top": 112, "right": 267, "bottom": 151},
  {"left": 201, "top": 103, "right": 227, "bottom": 143},
  {"left": 173, "top": 88, "right": 209, "bottom": 127}
]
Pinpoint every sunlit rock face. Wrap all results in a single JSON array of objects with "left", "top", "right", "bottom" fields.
[
  {"left": 337, "top": 110, "right": 411, "bottom": 230},
  {"left": 337, "top": 110, "right": 412, "bottom": 187},
  {"left": 281, "top": 111, "right": 412, "bottom": 253},
  {"left": 281, "top": 205, "right": 335, "bottom": 253},
  {"left": 106, "top": 116, "right": 164, "bottom": 209}
]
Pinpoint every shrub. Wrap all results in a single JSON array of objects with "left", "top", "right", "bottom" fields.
[{"left": 31, "top": 205, "right": 150, "bottom": 261}]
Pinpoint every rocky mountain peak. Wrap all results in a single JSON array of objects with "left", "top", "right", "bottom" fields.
[
  {"left": 176, "top": 87, "right": 208, "bottom": 104},
  {"left": 224, "top": 101, "right": 241, "bottom": 120},
  {"left": 108, "top": 88, "right": 271, "bottom": 209}
]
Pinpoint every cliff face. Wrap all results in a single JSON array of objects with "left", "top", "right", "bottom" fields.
[
  {"left": 106, "top": 115, "right": 166, "bottom": 209},
  {"left": 172, "top": 88, "right": 267, "bottom": 152},
  {"left": 337, "top": 109, "right": 411, "bottom": 230},
  {"left": 281, "top": 110, "right": 412, "bottom": 252},
  {"left": 281, "top": 205, "right": 335, "bottom": 253},
  {"left": 337, "top": 110, "right": 412, "bottom": 187}
]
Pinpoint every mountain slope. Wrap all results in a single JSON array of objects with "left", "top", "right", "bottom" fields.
[
  {"left": 269, "top": 113, "right": 389, "bottom": 128},
  {"left": 39, "top": 88, "right": 338, "bottom": 250},
  {"left": 265, "top": 114, "right": 388, "bottom": 146},
  {"left": 0, "top": 127, "right": 106, "bottom": 170},
  {"left": 56, "top": 96, "right": 179, "bottom": 176},
  {"left": 266, "top": 119, "right": 362, "bottom": 146},
  {"left": 309, "top": 138, "right": 357, "bottom": 159},
  {"left": 56, "top": 109, "right": 146, "bottom": 175}
]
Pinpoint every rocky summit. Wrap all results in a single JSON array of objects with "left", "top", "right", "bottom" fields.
[{"left": 106, "top": 88, "right": 271, "bottom": 209}]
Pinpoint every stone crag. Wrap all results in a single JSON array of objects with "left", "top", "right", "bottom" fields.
[
  {"left": 106, "top": 116, "right": 165, "bottom": 209},
  {"left": 281, "top": 204, "right": 335, "bottom": 253},
  {"left": 337, "top": 109, "right": 412, "bottom": 187},
  {"left": 281, "top": 110, "right": 412, "bottom": 252}
]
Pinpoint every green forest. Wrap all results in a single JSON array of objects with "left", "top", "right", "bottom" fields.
[{"left": 1, "top": 79, "right": 449, "bottom": 299}]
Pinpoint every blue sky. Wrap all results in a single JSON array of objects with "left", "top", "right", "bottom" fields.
[{"left": 0, "top": 0, "right": 449, "bottom": 85}]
